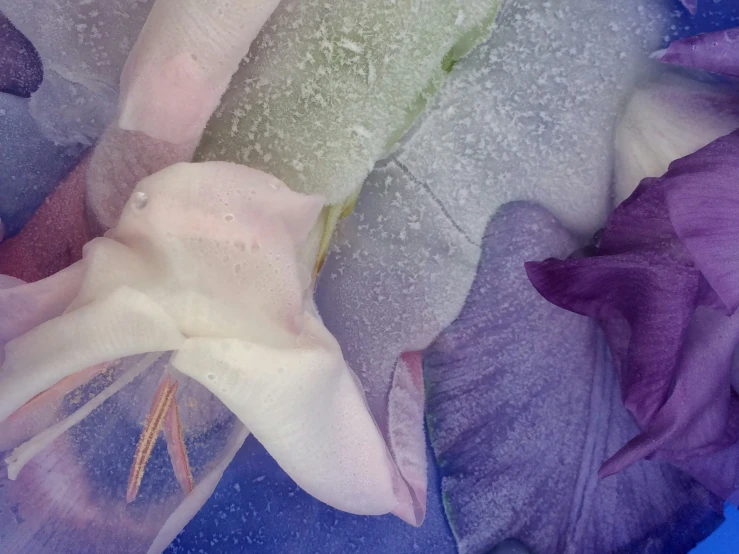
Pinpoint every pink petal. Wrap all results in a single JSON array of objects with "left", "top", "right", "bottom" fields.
[
  {"left": 87, "top": 0, "right": 282, "bottom": 231},
  {"left": 387, "top": 352, "right": 428, "bottom": 526}
]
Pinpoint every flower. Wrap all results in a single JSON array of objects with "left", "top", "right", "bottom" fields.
[
  {"left": 0, "top": 162, "right": 421, "bottom": 553},
  {"left": 526, "top": 130, "right": 739, "bottom": 500},
  {"left": 425, "top": 201, "right": 716, "bottom": 554}
]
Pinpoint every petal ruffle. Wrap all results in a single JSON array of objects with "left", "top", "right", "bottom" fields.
[
  {"left": 527, "top": 131, "right": 739, "bottom": 495},
  {"left": 527, "top": 175, "right": 703, "bottom": 427}
]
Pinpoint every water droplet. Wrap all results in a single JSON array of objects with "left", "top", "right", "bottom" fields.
[
  {"left": 131, "top": 191, "right": 148, "bottom": 211},
  {"left": 277, "top": 367, "right": 285, "bottom": 374},
  {"left": 234, "top": 241, "right": 246, "bottom": 252},
  {"left": 224, "top": 213, "right": 235, "bottom": 222},
  {"left": 251, "top": 240, "right": 261, "bottom": 253},
  {"left": 234, "top": 263, "right": 242, "bottom": 274},
  {"left": 206, "top": 373, "right": 217, "bottom": 381}
]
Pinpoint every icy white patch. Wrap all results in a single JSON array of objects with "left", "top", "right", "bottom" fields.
[
  {"left": 395, "top": 0, "right": 667, "bottom": 239},
  {"left": 0, "top": 0, "right": 153, "bottom": 145}
]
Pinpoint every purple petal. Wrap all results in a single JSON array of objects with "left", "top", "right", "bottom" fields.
[
  {"left": 527, "top": 178, "right": 702, "bottom": 428},
  {"left": 654, "top": 27, "right": 739, "bottom": 77},
  {"left": 601, "top": 307, "right": 739, "bottom": 482},
  {"left": 0, "top": 13, "right": 42, "bottom": 98},
  {"left": 425, "top": 202, "right": 715, "bottom": 554},
  {"left": 527, "top": 132, "right": 739, "bottom": 497},
  {"left": 666, "top": 130, "right": 739, "bottom": 314}
]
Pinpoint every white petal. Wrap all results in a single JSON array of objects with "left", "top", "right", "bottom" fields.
[
  {"left": 0, "top": 286, "right": 185, "bottom": 422},
  {"left": 171, "top": 320, "right": 400, "bottom": 516},
  {"left": 0, "top": 262, "right": 85, "bottom": 349}
]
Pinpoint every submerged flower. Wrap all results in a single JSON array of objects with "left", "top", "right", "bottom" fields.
[
  {"left": 425, "top": 201, "right": 715, "bottom": 553},
  {"left": 0, "top": 162, "right": 424, "bottom": 553},
  {"left": 527, "top": 129, "right": 739, "bottom": 499}
]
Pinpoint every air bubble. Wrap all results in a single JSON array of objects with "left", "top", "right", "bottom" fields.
[{"left": 131, "top": 191, "right": 148, "bottom": 211}]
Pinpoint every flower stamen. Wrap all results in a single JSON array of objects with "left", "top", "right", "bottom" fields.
[{"left": 126, "top": 375, "right": 179, "bottom": 503}]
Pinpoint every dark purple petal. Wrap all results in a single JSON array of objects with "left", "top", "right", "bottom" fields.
[
  {"left": 600, "top": 307, "right": 739, "bottom": 481},
  {"left": 527, "top": 176, "right": 702, "bottom": 428},
  {"left": 425, "top": 202, "right": 715, "bottom": 554},
  {"left": 527, "top": 254, "right": 700, "bottom": 427},
  {"left": 654, "top": 27, "right": 739, "bottom": 77},
  {"left": 527, "top": 130, "right": 739, "bottom": 498},
  {"left": 666, "top": 130, "right": 739, "bottom": 314},
  {"left": 0, "top": 12, "right": 43, "bottom": 98}
]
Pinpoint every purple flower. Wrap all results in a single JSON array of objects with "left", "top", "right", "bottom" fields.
[
  {"left": 424, "top": 202, "right": 716, "bottom": 553},
  {"left": 526, "top": 130, "right": 739, "bottom": 499}
]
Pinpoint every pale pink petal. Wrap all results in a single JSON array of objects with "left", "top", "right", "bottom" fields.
[
  {"left": 387, "top": 352, "right": 428, "bottom": 526},
  {"left": 87, "top": 0, "right": 282, "bottom": 231}
]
